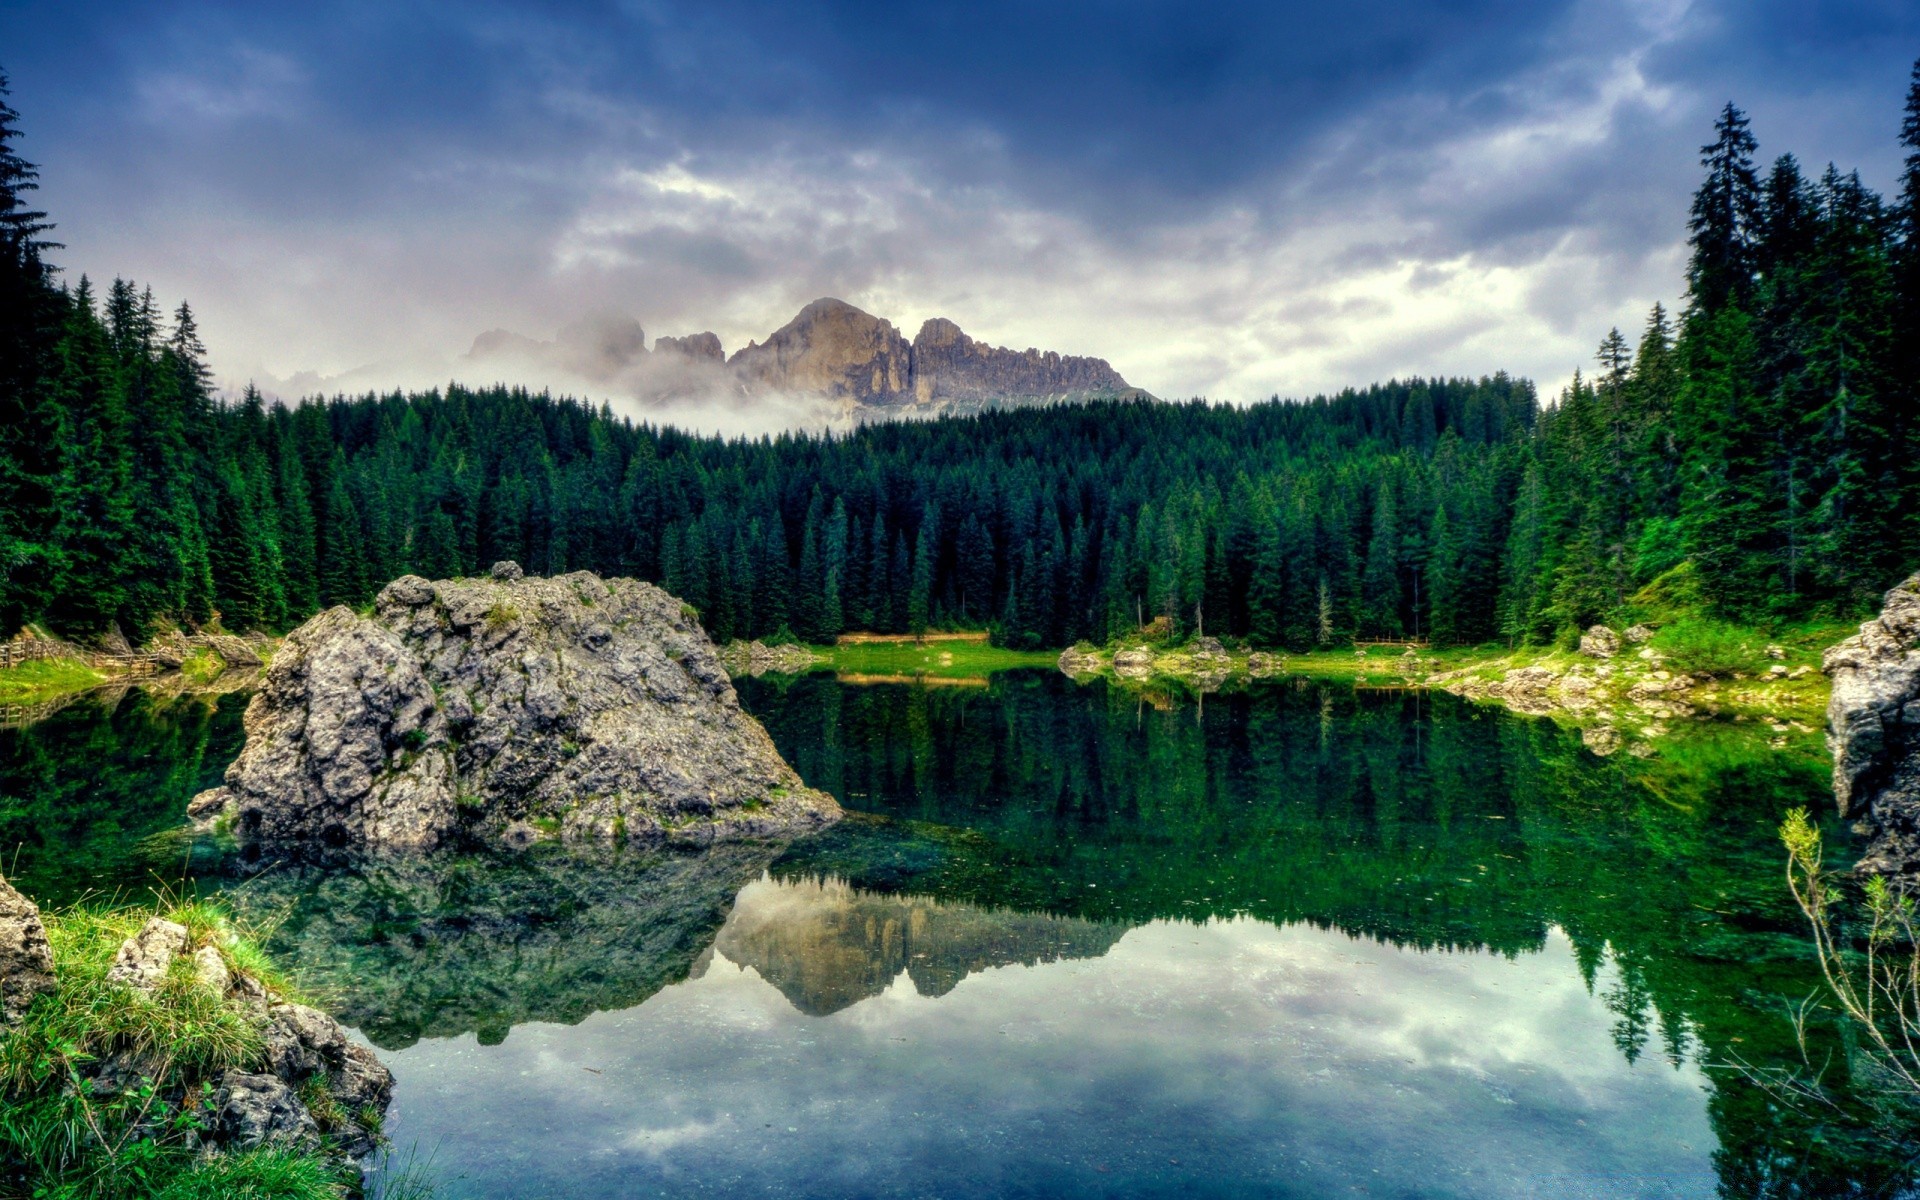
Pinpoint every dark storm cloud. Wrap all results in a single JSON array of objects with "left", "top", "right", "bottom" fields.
[{"left": 1, "top": 0, "right": 1916, "bottom": 416}]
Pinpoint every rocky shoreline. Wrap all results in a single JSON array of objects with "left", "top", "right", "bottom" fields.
[
  {"left": 0, "top": 872, "right": 391, "bottom": 1184},
  {"left": 1060, "top": 623, "right": 1830, "bottom": 758},
  {"left": 1824, "top": 572, "right": 1920, "bottom": 878}
]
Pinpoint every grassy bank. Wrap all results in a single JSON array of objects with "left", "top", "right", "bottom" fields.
[
  {"left": 0, "top": 657, "right": 108, "bottom": 704},
  {"left": 0, "top": 895, "right": 373, "bottom": 1200}
]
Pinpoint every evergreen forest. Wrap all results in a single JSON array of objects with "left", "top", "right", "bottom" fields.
[{"left": 2, "top": 66, "right": 1918, "bottom": 652}]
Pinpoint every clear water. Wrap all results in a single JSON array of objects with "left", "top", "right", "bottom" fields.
[{"left": 0, "top": 671, "right": 1900, "bottom": 1197}]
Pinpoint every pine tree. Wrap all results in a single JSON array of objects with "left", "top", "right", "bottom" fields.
[{"left": 1688, "top": 103, "right": 1763, "bottom": 313}]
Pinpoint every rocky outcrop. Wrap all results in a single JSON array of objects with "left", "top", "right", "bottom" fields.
[
  {"left": 653, "top": 332, "right": 724, "bottom": 362},
  {"left": 0, "top": 873, "right": 55, "bottom": 1025},
  {"left": 909, "top": 316, "right": 1132, "bottom": 411},
  {"left": 51, "top": 900, "right": 393, "bottom": 1169},
  {"left": 730, "top": 298, "right": 915, "bottom": 409},
  {"left": 1825, "top": 572, "right": 1920, "bottom": 877},
  {"left": 190, "top": 565, "right": 839, "bottom": 855}
]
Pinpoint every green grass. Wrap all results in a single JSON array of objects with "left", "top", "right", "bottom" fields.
[
  {"left": 816, "top": 639, "right": 1055, "bottom": 679},
  {"left": 0, "top": 656, "right": 107, "bottom": 703},
  {"left": 0, "top": 894, "right": 370, "bottom": 1200},
  {"left": 178, "top": 648, "right": 226, "bottom": 686}
]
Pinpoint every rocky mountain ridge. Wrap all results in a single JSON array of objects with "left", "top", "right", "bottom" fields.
[{"left": 468, "top": 297, "right": 1142, "bottom": 420}]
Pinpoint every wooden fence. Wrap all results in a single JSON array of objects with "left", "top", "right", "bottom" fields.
[{"left": 0, "top": 638, "right": 165, "bottom": 674}]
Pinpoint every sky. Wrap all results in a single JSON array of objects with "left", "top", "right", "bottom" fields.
[{"left": 3, "top": 0, "right": 1918, "bottom": 427}]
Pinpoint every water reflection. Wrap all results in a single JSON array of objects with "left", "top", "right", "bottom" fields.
[
  {"left": 714, "top": 875, "right": 1128, "bottom": 1015},
  {"left": 382, "top": 890, "right": 1716, "bottom": 1200},
  {"left": 226, "top": 843, "right": 787, "bottom": 1048}
]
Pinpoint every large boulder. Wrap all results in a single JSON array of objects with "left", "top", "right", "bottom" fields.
[
  {"left": 1825, "top": 572, "right": 1920, "bottom": 877},
  {"left": 190, "top": 567, "right": 839, "bottom": 855},
  {"left": 0, "top": 873, "right": 55, "bottom": 1025}
]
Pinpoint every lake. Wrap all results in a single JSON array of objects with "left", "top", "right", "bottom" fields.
[{"left": 0, "top": 670, "right": 1900, "bottom": 1197}]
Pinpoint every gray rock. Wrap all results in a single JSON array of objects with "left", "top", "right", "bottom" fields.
[
  {"left": 0, "top": 873, "right": 55, "bottom": 1025},
  {"left": 213, "top": 1071, "right": 320, "bottom": 1150},
  {"left": 327, "top": 1041, "right": 394, "bottom": 1157},
  {"left": 1579, "top": 625, "right": 1621, "bottom": 659},
  {"left": 104, "top": 917, "right": 190, "bottom": 990},
  {"left": 489, "top": 560, "right": 525, "bottom": 582},
  {"left": 192, "top": 570, "right": 838, "bottom": 854},
  {"left": 1112, "top": 646, "right": 1154, "bottom": 678},
  {"left": 1057, "top": 645, "right": 1102, "bottom": 675},
  {"left": 262, "top": 1003, "right": 347, "bottom": 1081},
  {"left": 331, "top": 1040, "right": 394, "bottom": 1114},
  {"left": 1624, "top": 624, "right": 1656, "bottom": 644},
  {"left": 1825, "top": 572, "right": 1920, "bottom": 877},
  {"left": 192, "top": 945, "right": 231, "bottom": 995}
]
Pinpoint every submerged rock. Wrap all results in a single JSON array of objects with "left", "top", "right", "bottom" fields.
[
  {"left": 191, "top": 566, "right": 839, "bottom": 854},
  {"left": 0, "top": 873, "right": 55, "bottom": 1025},
  {"left": 1825, "top": 571, "right": 1920, "bottom": 877}
]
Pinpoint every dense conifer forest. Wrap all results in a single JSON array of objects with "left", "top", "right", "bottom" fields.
[{"left": 1, "top": 66, "right": 1917, "bottom": 651}]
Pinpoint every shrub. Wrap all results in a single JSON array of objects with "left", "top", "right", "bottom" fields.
[
  {"left": 1649, "top": 616, "right": 1754, "bottom": 676},
  {"left": 1764, "top": 811, "right": 1920, "bottom": 1147}
]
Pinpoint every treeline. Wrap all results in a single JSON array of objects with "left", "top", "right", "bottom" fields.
[{"left": 1, "top": 67, "right": 1918, "bottom": 651}]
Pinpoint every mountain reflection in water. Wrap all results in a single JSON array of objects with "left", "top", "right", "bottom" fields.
[{"left": 712, "top": 875, "right": 1128, "bottom": 1016}]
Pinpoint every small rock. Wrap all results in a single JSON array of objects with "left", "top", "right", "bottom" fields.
[
  {"left": 1624, "top": 624, "right": 1656, "bottom": 644},
  {"left": 214, "top": 1071, "right": 320, "bottom": 1150},
  {"left": 0, "top": 873, "right": 56, "bottom": 1025},
  {"left": 1113, "top": 646, "right": 1154, "bottom": 678},
  {"left": 1579, "top": 625, "right": 1621, "bottom": 659},
  {"left": 192, "top": 944, "right": 231, "bottom": 995},
  {"left": 104, "top": 918, "right": 190, "bottom": 990},
  {"left": 1788, "top": 665, "right": 1813, "bottom": 680},
  {"left": 1766, "top": 643, "right": 1787, "bottom": 660},
  {"left": 186, "top": 787, "right": 231, "bottom": 820},
  {"left": 331, "top": 1040, "right": 394, "bottom": 1115},
  {"left": 264, "top": 1003, "right": 349, "bottom": 1081},
  {"left": 489, "top": 560, "right": 525, "bottom": 581},
  {"left": 1767, "top": 664, "right": 1789, "bottom": 679},
  {"left": 377, "top": 574, "right": 435, "bottom": 608}
]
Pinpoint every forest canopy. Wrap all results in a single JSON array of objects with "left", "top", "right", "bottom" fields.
[{"left": 1, "top": 65, "right": 1917, "bottom": 651}]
